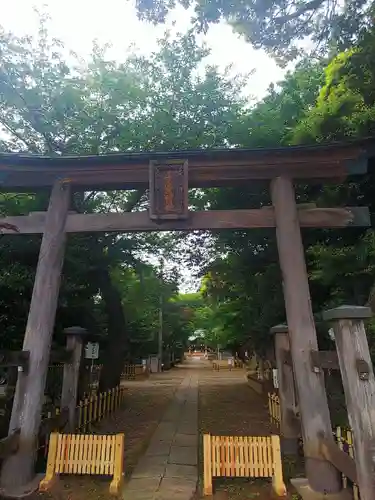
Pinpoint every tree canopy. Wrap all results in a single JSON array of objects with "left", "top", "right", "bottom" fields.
[
  {"left": 2, "top": 6, "right": 375, "bottom": 387},
  {"left": 135, "top": 0, "right": 374, "bottom": 62}
]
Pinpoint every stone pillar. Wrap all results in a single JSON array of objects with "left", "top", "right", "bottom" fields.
[{"left": 323, "top": 306, "right": 375, "bottom": 500}]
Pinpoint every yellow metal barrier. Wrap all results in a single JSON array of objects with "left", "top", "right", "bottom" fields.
[
  {"left": 203, "top": 434, "right": 286, "bottom": 497},
  {"left": 40, "top": 432, "right": 124, "bottom": 495}
]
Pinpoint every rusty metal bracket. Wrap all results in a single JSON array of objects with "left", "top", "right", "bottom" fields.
[{"left": 356, "top": 358, "right": 370, "bottom": 380}]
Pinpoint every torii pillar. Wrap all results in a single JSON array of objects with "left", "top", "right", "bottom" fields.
[
  {"left": 271, "top": 177, "right": 344, "bottom": 498},
  {"left": 0, "top": 179, "right": 71, "bottom": 493}
]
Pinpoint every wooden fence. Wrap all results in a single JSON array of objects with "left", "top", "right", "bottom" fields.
[
  {"left": 38, "top": 385, "right": 126, "bottom": 457},
  {"left": 334, "top": 427, "right": 360, "bottom": 500},
  {"left": 121, "top": 364, "right": 148, "bottom": 380},
  {"left": 212, "top": 359, "right": 244, "bottom": 371},
  {"left": 203, "top": 434, "right": 285, "bottom": 497},
  {"left": 268, "top": 392, "right": 281, "bottom": 427},
  {"left": 267, "top": 392, "right": 360, "bottom": 499},
  {"left": 40, "top": 432, "right": 124, "bottom": 495},
  {"left": 77, "top": 386, "right": 127, "bottom": 432}
]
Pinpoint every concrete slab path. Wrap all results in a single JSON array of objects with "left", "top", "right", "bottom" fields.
[{"left": 122, "top": 373, "right": 198, "bottom": 500}]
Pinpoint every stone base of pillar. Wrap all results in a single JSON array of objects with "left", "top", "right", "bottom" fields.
[{"left": 291, "top": 478, "right": 352, "bottom": 500}]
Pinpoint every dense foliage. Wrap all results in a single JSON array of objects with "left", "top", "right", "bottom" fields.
[
  {"left": 135, "top": 0, "right": 374, "bottom": 62},
  {"left": 2, "top": 5, "right": 375, "bottom": 384}
]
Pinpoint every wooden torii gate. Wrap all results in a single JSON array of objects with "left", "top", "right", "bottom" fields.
[{"left": 0, "top": 139, "right": 372, "bottom": 497}]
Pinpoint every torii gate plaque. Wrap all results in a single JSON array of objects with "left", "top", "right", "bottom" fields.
[
  {"left": 149, "top": 160, "right": 188, "bottom": 220},
  {"left": 0, "top": 139, "right": 373, "bottom": 498}
]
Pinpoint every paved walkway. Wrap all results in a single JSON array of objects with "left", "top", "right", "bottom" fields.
[{"left": 122, "top": 372, "right": 198, "bottom": 500}]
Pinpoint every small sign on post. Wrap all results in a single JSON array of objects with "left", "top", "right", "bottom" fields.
[
  {"left": 85, "top": 342, "right": 99, "bottom": 360},
  {"left": 272, "top": 368, "right": 279, "bottom": 389}
]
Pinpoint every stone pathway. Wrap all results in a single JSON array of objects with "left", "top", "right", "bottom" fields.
[{"left": 122, "top": 373, "right": 198, "bottom": 500}]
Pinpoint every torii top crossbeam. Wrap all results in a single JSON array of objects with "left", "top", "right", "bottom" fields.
[{"left": 0, "top": 138, "right": 373, "bottom": 191}]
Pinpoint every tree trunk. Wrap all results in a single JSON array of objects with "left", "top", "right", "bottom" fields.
[{"left": 96, "top": 267, "right": 130, "bottom": 392}]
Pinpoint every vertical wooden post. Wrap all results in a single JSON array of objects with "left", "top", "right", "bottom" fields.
[
  {"left": 1, "top": 180, "right": 70, "bottom": 491},
  {"left": 323, "top": 306, "right": 375, "bottom": 500},
  {"left": 61, "top": 327, "right": 87, "bottom": 432},
  {"left": 270, "top": 324, "right": 300, "bottom": 454},
  {"left": 270, "top": 176, "right": 341, "bottom": 495}
]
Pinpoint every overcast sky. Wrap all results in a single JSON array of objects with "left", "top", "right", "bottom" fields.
[{"left": 1, "top": 0, "right": 287, "bottom": 101}]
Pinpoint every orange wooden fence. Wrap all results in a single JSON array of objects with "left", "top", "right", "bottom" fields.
[
  {"left": 203, "top": 434, "right": 285, "bottom": 497},
  {"left": 40, "top": 433, "right": 124, "bottom": 494}
]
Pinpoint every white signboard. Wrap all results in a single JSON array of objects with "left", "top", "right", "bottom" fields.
[
  {"left": 85, "top": 342, "right": 99, "bottom": 360},
  {"left": 272, "top": 368, "right": 279, "bottom": 389}
]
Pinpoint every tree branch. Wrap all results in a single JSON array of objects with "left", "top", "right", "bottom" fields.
[
  {"left": 0, "top": 114, "right": 40, "bottom": 153},
  {"left": 274, "top": 0, "right": 325, "bottom": 24}
]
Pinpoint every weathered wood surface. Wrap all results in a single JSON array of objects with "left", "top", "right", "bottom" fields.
[
  {"left": 283, "top": 348, "right": 340, "bottom": 370},
  {"left": 0, "top": 180, "right": 71, "bottom": 489},
  {"left": 323, "top": 306, "right": 375, "bottom": 500},
  {"left": 0, "top": 206, "right": 369, "bottom": 234},
  {"left": 0, "top": 430, "right": 20, "bottom": 459},
  {"left": 271, "top": 325, "right": 300, "bottom": 451},
  {"left": 39, "top": 407, "right": 69, "bottom": 438},
  {"left": 149, "top": 160, "right": 189, "bottom": 220},
  {"left": 0, "top": 139, "right": 370, "bottom": 190},
  {"left": 270, "top": 176, "right": 341, "bottom": 494},
  {"left": 49, "top": 349, "right": 73, "bottom": 363},
  {"left": 61, "top": 331, "right": 85, "bottom": 432},
  {"left": 318, "top": 433, "right": 358, "bottom": 484},
  {"left": 40, "top": 432, "right": 125, "bottom": 494},
  {"left": 310, "top": 350, "right": 340, "bottom": 370},
  {"left": 0, "top": 351, "right": 29, "bottom": 372},
  {"left": 203, "top": 434, "right": 286, "bottom": 497}
]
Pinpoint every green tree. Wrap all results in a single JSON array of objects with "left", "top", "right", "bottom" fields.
[
  {"left": 0, "top": 17, "right": 246, "bottom": 388},
  {"left": 135, "top": 0, "right": 373, "bottom": 62}
]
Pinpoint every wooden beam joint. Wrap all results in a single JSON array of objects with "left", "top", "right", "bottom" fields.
[
  {"left": 0, "top": 351, "right": 29, "bottom": 374},
  {"left": 310, "top": 350, "right": 339, "bottom": 372},
  {"left": 39, "top": 407, "right": 69, "bottom": 438},
  {"left": 356, "top": 358, "right": 370, "bottom": 381},
  {"left": 50, "top": 349, "right": 74, "bottom": 364},
  {"left": 281, "top": 348, "right": 293, "bottom": 366},
  {"left": 318, "top": 432, "right": 358, "bottom": 484}
]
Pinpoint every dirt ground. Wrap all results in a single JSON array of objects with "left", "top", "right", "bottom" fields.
[
  {"left": 26, "top": 362, "right": 301, "bottom": 500},
  {"left": 197, "top": 367, "right": 299, "bottom": 500},
  {"left": 31, "top": 370, "right": 185, "bottom": 500}
]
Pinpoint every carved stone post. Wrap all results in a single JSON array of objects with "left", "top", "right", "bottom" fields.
[
  {"left": 323, "top": 306, "right": 375, "bottom": 500},
  {"left": 271, "top": 324, "right": 300, "bottom": 454},
  {"left": 61, "top": 327, "right": 88, "bottom": 432}
]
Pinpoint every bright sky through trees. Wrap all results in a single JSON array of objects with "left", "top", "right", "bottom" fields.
[{"left": 1, "top": 0, "right": 287, "bottom": 101}]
